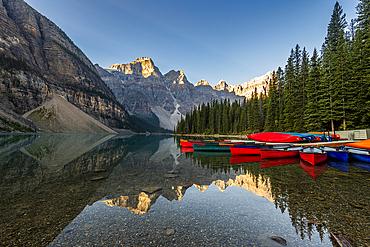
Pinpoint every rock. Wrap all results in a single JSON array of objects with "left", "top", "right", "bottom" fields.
[
  {"left": 314, "top": 196, "right": 325, "bottom": 201},
  {"left": 181, "top": 182, "right": 195, "bottom": 187},
  {"left": 212, "top": 71, "right": 276, "bottom": 100},
  {"left": 164, "top": 174, "right": 178, "bottom": 178},
  {"left": 142, "top": 187, "right": 162, "bottom": 194},
  {"left": 270, "top": 236, "right": 287, "bottom": 246},
  {"left": 166, "top": 229, "right": 175, "bottom": 235},
  {"left": 94, "top": 169, "right": 107, "bottom": 173},
  {"left": 341, "top": 215, "right": 356, "bottom": 220},
  {"left": 330, "top": 232, "right": 355, "bottom": 247},
  {"left": 349, "top": 202, "right": 363, "bottom": 209},
  {"left": 195, "top": 79, "right": 210, "bottom": 86}
]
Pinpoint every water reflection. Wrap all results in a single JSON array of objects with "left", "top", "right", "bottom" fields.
[
  {"left": 299, "top": 160, "right": 328, "bottom": 179},
  {"left": 0, "top": 135, "right": 369, "bottom": 246}
]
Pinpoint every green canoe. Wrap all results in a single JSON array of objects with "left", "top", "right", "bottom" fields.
[{"left": 193, "top": 144, "right": 231, "bottom": 152}]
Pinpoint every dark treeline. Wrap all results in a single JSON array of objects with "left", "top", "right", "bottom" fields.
[{"left": 175, "top": 1, "right": 370, "bottom": 135}]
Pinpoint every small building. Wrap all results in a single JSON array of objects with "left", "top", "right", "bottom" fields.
[{"left": 330, "top": 129, "right": 370, "bottom": 140}]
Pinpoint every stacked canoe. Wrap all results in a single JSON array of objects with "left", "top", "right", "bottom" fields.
[{"left": 247, "top": 132, "right": 340, "bottom": 143}]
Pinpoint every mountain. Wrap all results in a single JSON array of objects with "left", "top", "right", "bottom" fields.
[
  {"left": 95, "top": 62, "right": 172, "bottom": 132},
  {"left": 211, "top": 71, "right": 276, "bottom": 99},
  {"left": 195, "top": 79, "right": 247, "bottom": 102},
  {"left": 0, "top": 0, "right": 135, "bottom": 132},
  {"left": 97, "top": 58, "right": 247, "bottom": 130}
]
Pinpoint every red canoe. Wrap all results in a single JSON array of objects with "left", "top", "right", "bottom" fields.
[
  {"left": 260, "top": 157, "right": 300, "bottom": 168},
  {"left": 230, "top": 155, "right": 262, "bottom": 164},
  {"left": 230, "top": 146, "right": 261, "bottom": 156},
  {"left": 260, "top": 146, "right": 302, "bottom": 159},
  {"left": 300, "top": 160, "right": 328, "bottom": 178},
  {"left": 247, "top": 132, "right": 302, "bottom": 143},
  {"left": 181, "top": 147, "right": 194, "bottom": 152},
  {"left": 299, "top": 146, "right": 327, "bottom": 166},
  {"left": 181, "top": 141, "right": 205, "bottom": 148}
]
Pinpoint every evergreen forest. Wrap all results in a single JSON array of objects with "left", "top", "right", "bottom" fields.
[{"left": 175, "top": 1, "right": 370, "bottom": 135}]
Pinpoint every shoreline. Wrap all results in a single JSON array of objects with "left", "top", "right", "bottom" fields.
[{"left": 173, "top": 133, "right": 249, "bottom": 139}]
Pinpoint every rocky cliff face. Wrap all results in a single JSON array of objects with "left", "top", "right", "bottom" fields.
[
  {"left": 0, "top": 0, "right": 132, "bottom": 131},
  {"left": 211, "top": 71, "right": 276, "bottom": 99},
  {"left": 195, "top": 79, "right": 246, "bottom": 102}
]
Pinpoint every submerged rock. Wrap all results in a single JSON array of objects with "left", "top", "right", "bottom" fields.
[
  {"left": 166, "top": 229, "right": 175, "bottom": 235},
  {"left": 164, "top": 174, "right": 178, "bottom": 178},
  {"left": 181, "top": 182, "right": 195, "bottom": 187},
  {"left": 270, "top": 236, "right": 287, "bottom": 246},
  {"left": 142, "top": 187, "right": 162, "bottom": 194},
  {"left": 94, "top": 169, "right": 107, "bottom": 173},
  {"left": 330, "top": 232, "right": 354, "bottom": 247}
]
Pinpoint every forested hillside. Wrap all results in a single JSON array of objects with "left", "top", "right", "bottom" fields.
[{"left": 175, "top": 1, "right": 370, "bottom": 135}]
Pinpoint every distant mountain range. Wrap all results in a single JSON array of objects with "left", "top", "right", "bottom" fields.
[
  {"left": 0, "top": 0, "right": 274, "bottom": 133},
  {"left": 97, "top": 57, "right": 274, "bottom": 130}
]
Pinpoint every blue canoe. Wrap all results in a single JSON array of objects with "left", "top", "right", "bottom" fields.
[
  {"left": 346, "top": 147, "right": 370, "bottom": 163},
  {"left": 320, "top": 146, "right": 349, "bottom": 162},
  {"left": 311, "top": 134, "right": 332, "bottom": 142}
]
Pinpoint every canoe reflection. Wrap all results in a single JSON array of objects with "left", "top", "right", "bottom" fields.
[
  {"left": 260, "top": 157, "right": 300, "bottom": 168},
  {"left": 300, "top": 160, "right": 327, "bottom": 179},
  {"left": 351, "top": 161, "right": 370, "bottom": 172},
  {"left": 230, "top": 155, "right": 262, "bottom": 164},
  {"left": 327, "top": 159, "right": 349, "bottom": 173}
]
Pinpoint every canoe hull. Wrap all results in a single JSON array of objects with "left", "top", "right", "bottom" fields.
[
  {"left": 351, "top": 153, "right": 370, "bottom": 163},
  {"left": 327, "top": 151, "right": 349, "bottom": 162},
  {"left": 260, "top": 150, "right": 299, "bottom": 159},
  {"left": 193, "top": 144, "right": 231, "bottom": 152},
  {"left": 299, "top": 152, "right": 327, "bottom": 166},
  {"left": 230, "top": 146, "right": 261, "bottom": 155},
  {"left": 346, "top": 139, "right": 370, "bottom": 150},
  {"left": 181, "top": 142, "right": 205, "bottom": 148}
]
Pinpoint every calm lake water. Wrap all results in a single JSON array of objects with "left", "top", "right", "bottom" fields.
[{"left": 0, "top": 134, "right": 369, "bottom": 246}]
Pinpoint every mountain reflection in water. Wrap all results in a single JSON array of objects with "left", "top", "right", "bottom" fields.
[{"left": 0, "top": 134, "right": 369, "bottom": 246}]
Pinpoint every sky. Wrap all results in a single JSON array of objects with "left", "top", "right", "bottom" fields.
[{"left": 24, "top": 0, "right": 358, "bottom": 86}]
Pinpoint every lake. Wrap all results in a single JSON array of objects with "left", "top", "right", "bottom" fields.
[{"left": 0, "top": 134, "right": 369, "bottom": 246}]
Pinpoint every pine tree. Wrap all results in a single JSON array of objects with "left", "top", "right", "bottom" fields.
[
  {"left": 283, "top": 49, "right": 295, "bottom": 131},
  {"left": 292, "top": 45, "right": 302, "bottom": 132},
  {"left": 276, "top": 67, "right": 284, "bottom": 131},
  {"left": 304, "top": 48, "right": 323, "bottom": 131},
  {"left": 321, "top": 1, "right": 348, "bottom": 131},
  {"left": 222, "top": 99, "right": 229, "bottom": 134},
  {"left": 353, "top": 0, "right": 370, "bottom": 128},
  {"left": 264, "top": 75, "right": 278, "bottom": 131}
]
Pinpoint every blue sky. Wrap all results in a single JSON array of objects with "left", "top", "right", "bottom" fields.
[{"left": 24, "top": 0, "right": 358, "bottom": 86}]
